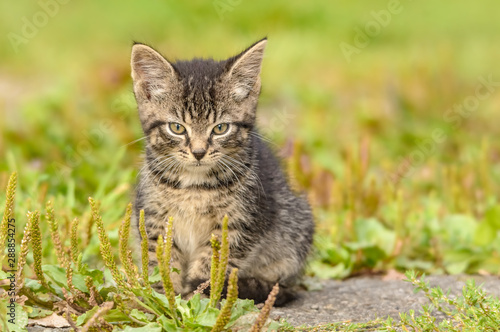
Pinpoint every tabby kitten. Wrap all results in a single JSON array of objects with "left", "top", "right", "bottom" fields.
[{"left": 131, "top": 38, "right": 314, "bottom": 305}]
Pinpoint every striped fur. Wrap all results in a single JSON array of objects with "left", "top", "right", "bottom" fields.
[{"left": 130, "top": 39, "right": 314, "bottom": 305}]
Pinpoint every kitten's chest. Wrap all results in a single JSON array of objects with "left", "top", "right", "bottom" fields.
[
  {"left": 166, "top": 189, "right": 232, "bottom": 255},
  {"left": 172, "top": 213, "right": 213, "bottom": 257}
]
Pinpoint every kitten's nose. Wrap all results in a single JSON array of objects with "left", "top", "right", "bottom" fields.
[{"left": 192, "top": 149, "right": 207, "bottom": 161}]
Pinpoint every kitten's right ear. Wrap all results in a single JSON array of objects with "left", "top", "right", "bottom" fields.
[{"left": 131, "top": 44, "right": 176, "bottom": 101}]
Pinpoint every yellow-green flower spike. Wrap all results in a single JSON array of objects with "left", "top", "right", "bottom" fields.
[
  {"left": 138, "top": 209, "right": 150, "bottom": 289},
  {"left": 211, "top": 268, "right": 239, "bottom": 332},
  {"left": 46, "top": 200, "right": 66, "bottom": 266},
  {"left": 30, "top": 210, "right": 50, "bottom": 290},
  {"left": 89, "top": 197, "right": 126, "bottom": 290},
  {"left": 15, "top": 214, "right": 33, "bottom": 292},
  {"left": 0, "top": 172, "right": 17, "bottom": 264},
  {"left": 209, "top": 233, "right": 221, "bottom": 307},
  {"left": 156, "top": 234, "right": 176, "bottom": 317},
  {"left": 211, "top": 215, "right": 230, "bottom": 307},
  {"left": 162, "top": 217, "right": 176, "bottom": 311},
  {"left": 119, "top": 203, "right": 139, "bottom": 287},
  {"left": 70, "top": 217, "right": 79, "bottom": 264}
]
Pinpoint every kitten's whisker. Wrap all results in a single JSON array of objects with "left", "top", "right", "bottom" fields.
[
  {"left": 222, "top": 158, "right": 263, "bottom": 199},
  {"left": 220, "top": 160, "right": 249, "bottom": 184},
  {"left": 250, "top": 132, "right": 278, "bottom": 147},
  {"left": 157, "top": 161, "right": 176, "bottom": 185},
  {"left": 177, "top": 163, "right": 186, "bottom": 186},
  {"left": 140, "top": 156, "right": 176, "bottom": 180},
  {"left": 157, "top": 159, "right": 180, "bottom": 186},
  {"left": 218, "top": 158, "right": 242, "bottom": 189},
  {"left": 122, "top": 136, "right": 149, "bottom": 147},
  {"left": 179, "top": 161, "right": 187, "bottom": 179},
  {"left": 170, "top": 159, "right": 184, "bottom": 181},
  {"left": 160, "top": 158, "right": 184, "bottom": 187},
  {"left": 215, "top": 161, "right": 232, "bottom": 186},
  {"left": 222, "top": 154, "right": 266, "bottom": 196},
  {"left": 139, "top": 155, "right": 177, "bottom": 188},
  {"left": 137, "top": 155, "right": 170, "bottom": 180}
]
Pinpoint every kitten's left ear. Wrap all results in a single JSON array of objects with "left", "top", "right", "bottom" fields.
[{"left": 226, "top": 38, "right": 267, "bottom": 101}]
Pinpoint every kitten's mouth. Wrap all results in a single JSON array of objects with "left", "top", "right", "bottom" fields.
[{"left": 188, "top": 161, "right": 210, "bottom": 168}]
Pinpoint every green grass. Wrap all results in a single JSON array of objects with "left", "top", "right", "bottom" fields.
[
  {"left": 0, "top": 177, "right": 283, "bottom": 331},
  {"left": 2, "top": 175, "right": 500, "bottom": 331},
  {"left": 1, "top": 0, "right": 500, "bottom": 330}
]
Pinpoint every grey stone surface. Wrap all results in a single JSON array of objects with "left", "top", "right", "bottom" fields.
[
  {"left": 27, "top": 275, "right": 500, "bottom": 330},
  {"left": 272, "top": 275, "right": 500, "bottom": 327}
]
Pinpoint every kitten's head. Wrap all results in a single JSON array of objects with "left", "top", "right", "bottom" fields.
[{"left": 131, "top": 39, "right": 266, "bottom": 175}]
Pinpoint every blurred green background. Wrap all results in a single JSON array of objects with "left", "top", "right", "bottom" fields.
[{"left": 1, "top": 0, "right": 500, "bottom": 278}]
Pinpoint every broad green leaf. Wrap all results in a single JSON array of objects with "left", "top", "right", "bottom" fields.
[
  {"left": 151, "top": 289, "right": 176, "bottom": 313},
  {"left": 484, "top": 205, "right": 500, "bottom": 228},
  {"left": 324, "top": 245, "right": 350, "bottom": 265},
  {"left": 473, "top": 206, "right": 500, "bottom": 246},
  {"left": 443, "top": 214, "right": 478, "bottom": 244},
  {"left": 395, "top": 257, "right": 434, "bottom": 271},
  {"left": 24, "top": 278, "right": 47, "bottom": 293},
  {"left": 77, "top": 265, "right": 105, "bottom": 284},
  {"left": 102, "top": 268, "right": 118, "bottom": 288},
  {"left": 97, "top": 285, "right": 119, "bottom": 300},
  {"left": 41, "top": 264, "right": 88, "bottom": 297},
  {"left": 442, "top": 249, "right": 475, "bottom": 274},
  {"left": 228, "top": 299, "right": 259, "bottom": 326},
  {"left": 187, "top": 293, "right": 201, "bottom": 312},
  {"left": 445, "top": 260, "right": 469, "bottom": 274},
  {"left": 195, "top": 306, "right": 219, "bottom": 327},
  {"left": 355, "top": 218, "right": 396, "bottom": 256},
  {"left": 474, "top": 221, "right": 496, "bottom": 246},
  {"left": 119, "top": 322, "right": 163, "bottom": 331},
  {"left": 129, "top": 309, "right": 151, "bottom": 323},
  {"left": 309, "top": 260, "right": 350, "bottom": 279},
  {"left": 26, "top": 306, "right": 53, "bottom": 319},
  {"left": 42, "top": 265, "right": 69, "bottom": 289},
  {"left": 148, "top": 266, "right": 161, "bottom": 283},
  {"left": 362, "top": 245, "right": 387, "bottom": 267},
  {"left": 76, "top": 305, "right": 99, "bottom": 326},
  {"left": 267, "top": 320, "right": 284, "bottom": 331},
  {"left": 176, "top": 297, "right": 194, "bottom": 320},
  {"left": 185, "top": 293, "right": 209, "bottom": 319},
  {"left": 103, "top": 309, "right": 132, "bottom": 323},
  {"left": 157, "top": 315, "right": 181, "bottom": 331},
  {"left": 344, "top": 241, "right": 370, "bottom": 250},
  {"left": 22, "top": 279, "right": 54, "bottom": 304},
  {"left": 2, "top": 302, "right": 29, "bottom": 331}
]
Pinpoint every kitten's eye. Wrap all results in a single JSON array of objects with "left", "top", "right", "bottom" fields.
[
  {"left": 169, "top": 123, "right": 186, "bottom": 135},
  {"left": 213, "top": 123, "right": 229, "bottom": 135}
]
